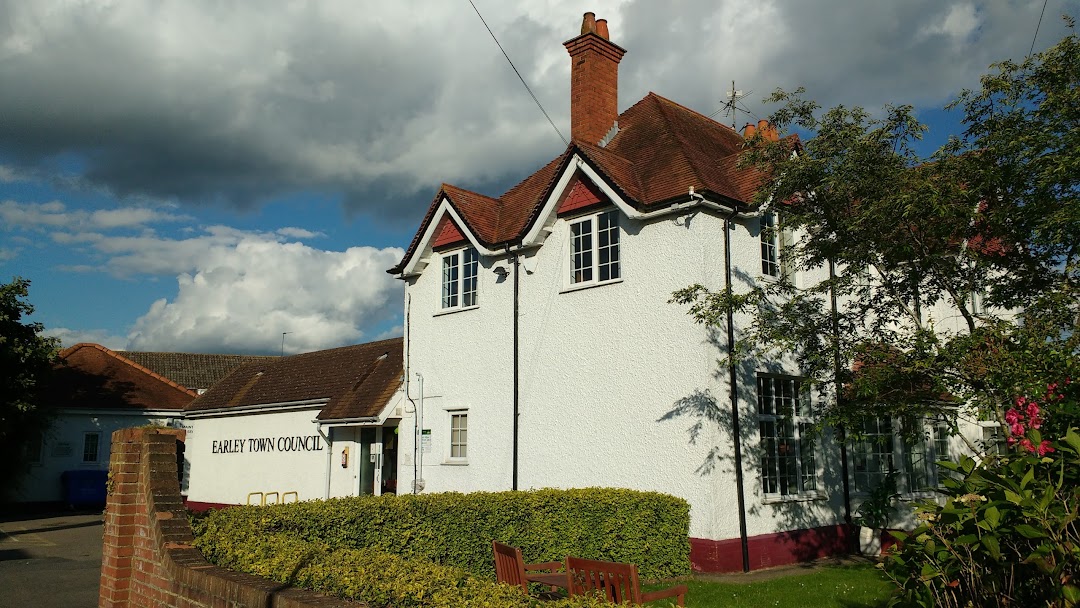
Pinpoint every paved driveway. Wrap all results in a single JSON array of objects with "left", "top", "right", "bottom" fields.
[{"left": 0, "top": 511, "right": 103, "bottom": 608}]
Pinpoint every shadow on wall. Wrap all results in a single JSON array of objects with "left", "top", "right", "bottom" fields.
[{"left": 658, "top": 321, "right": 850, "bottom": 564}]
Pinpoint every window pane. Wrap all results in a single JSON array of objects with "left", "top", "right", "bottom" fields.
[
  {"left": 571, "top": 220, "right": 594, "bottom": 283},
  {"left": 853, "top": 417, "right": 893, "bottom": 492},
  {"left": 759, "top": 375, "right": 816, "bottom": 496},
  {"left": 451, "top": 413, "right": 468, "bottom": 459},
  {"left": 761, "top": 212, "right": 780, "bottom": 277},
  {"left": 799, "top": 422, "right": 817, "bottom": 492},
  {"left": 83, "top": 433, "right": 100, "bottom": 463},
  {"left": 442, "top": 254, "right": 460, "bottom": 308},
  {"left": 777, "top": 418, "right": 798, "bottom": 495},
  {"left": 759, "top": 420, "right": 778, "bottom": 494},
  {"left": 598, "top": 211, "right": 620, "bottom": 281},
  {"left": 462, "top": 248, "right": 479, "bottom": 307}
]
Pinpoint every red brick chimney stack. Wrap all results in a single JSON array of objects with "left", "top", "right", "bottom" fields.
[{"left": 564, "top": 12, "right": 626, "bottom": 144}]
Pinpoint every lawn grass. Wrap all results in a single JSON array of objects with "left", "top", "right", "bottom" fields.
[{"left": 643, "top": 562, "right": 896, "bottom": 608}]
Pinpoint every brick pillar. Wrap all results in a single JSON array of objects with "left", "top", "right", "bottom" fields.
[
  {"left": 98, "top": 427, "right": 356, "bottom": 608},
  {"left": 99, "top": 427, "right": 186, "bottom": 608}
]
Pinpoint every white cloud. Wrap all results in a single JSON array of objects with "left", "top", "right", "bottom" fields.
[
  {"left": 276, "top": 227, "right": 324, "bottom": 239},
  {"left": 0, "top": 247, "right": 17, "bottom": 262},
  {"left": 125, "top": 240, "right": 404, "bottom": 354},
  {"left": 44, "top": 327, "right": 128, "bottom": 350},
  {"left": 1, "top": 200, "right": 189, "bottom": 232},
  {"left": 919, "top": 3, "right": 980, "bottom": 41}
]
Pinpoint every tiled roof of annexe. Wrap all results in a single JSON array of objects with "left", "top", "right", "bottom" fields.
[
  {"left": 118, "top": 351, "right": 278, "bottom": 391},
  {"left": 47, "top": 343, "right": 197, "bottom": 411},
  {"left": 187, "top": 338, "right": 403, "bottom": 422},
  {"left": 390, "top": 92, "right": 774, "bottom": 274}
]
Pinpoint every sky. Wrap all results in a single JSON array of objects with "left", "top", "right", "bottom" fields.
[{"left": 0, "top": 0, "right": 1074, "bottom": 355}]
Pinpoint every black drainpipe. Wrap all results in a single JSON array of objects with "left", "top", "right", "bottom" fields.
[
  {"left": 724, "top": 210, "right": 751, "bottom": 573},
  {"left": 510, "top": 244, "right": 521, "bottom": 491},
  {"left": 829, "top": 261, "right": 853, "bottom": 536}
]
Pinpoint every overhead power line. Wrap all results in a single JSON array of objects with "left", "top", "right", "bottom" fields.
[
  {"left": 1029, "top": 0, "right": 1049, "bottom": 57},
  {"left": 467, "top": 0, "right": 568, "bottom": 146}
]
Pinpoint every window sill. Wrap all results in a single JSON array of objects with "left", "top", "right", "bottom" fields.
[
  {"left": 433, "top": 305, "right": 479, "bottom": 317},
  {"left": 442, "top": 459, "right": 469, "bottom": 466},
  {"left": 560, "top": 278, "right": 623, "bottom": 294},
  {"left": 762, "top": 493, "right": 827, "bottom": 505}
]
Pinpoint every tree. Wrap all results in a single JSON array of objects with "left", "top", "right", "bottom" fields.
[
  {"left": 0, "top": 277, "right": 60, "bottom": 499},
  {"left": 672, "top": 25, "right": 1079, "bottom": 446}
]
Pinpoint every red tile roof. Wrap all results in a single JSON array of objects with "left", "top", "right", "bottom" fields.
[
  {"left": 46, "top": 343, "right": 197, "bottom": 411},
  {"left": 390, "top": 92, "right": 775, "bottom": 274},
  {"left": 187, "top": 338, "right": 403, "bottom": 421}
]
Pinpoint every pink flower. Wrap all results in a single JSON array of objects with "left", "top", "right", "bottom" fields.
[
  {"left": 1036, "top": 441, "right": 1055, "bottom": 457},
  {"left": 1010, "top": 422, "right": 1026, "bottom": 437},
  {"left": 1016, "top": 396, "right": 1028, "bottom": 407},
  {"left": 1007, "top": 436, "right": 1018, "bottom": 446},
  {"left": 1019, "top": 438, "right": 1035, "bottom": 453},
  {"left": 1005, "top": 409, "right": 1022, "bottom": 425},
  {"left": 1025, "top": 402, "right": 1040, "bottom": 419}
]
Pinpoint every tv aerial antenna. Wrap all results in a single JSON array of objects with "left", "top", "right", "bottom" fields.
[{"left": 721, "top": 81, "right": 750, "bottom": 130}]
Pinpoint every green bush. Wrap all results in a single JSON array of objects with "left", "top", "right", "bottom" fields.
[
  {"left": 193, "top": 515, "right": 616, "bottom": 608},
  {"left": 195, "top": 487, "right": 690, "bottom": 580},
  {"left": 882, "top": 428, "right": 1080, "bottom": 607}
]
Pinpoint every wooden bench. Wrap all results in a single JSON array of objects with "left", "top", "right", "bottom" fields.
[
  {"left": 567, "top": 556, "right": 687, "bottom": 606},
  {"left": 492, "top": 541, "right": 565, "bottom": 595}
]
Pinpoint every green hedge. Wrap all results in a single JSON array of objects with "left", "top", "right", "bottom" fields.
[
  {"left": 193, "top": 515, "right": 615, "bottom": 608},
  {"left": 196, "top": 487, "right": 690, "bottom": 580}
]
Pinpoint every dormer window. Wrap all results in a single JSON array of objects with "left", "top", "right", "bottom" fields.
[
  {"left": 570, "top": 210, "right": 620, "bottom": 285},
  {"left": 441, "top": 247, "right": 479, "bottom": 309}
]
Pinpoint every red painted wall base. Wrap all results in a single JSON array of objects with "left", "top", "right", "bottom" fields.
[
  {"left": 690, "top": 524, "right": 853, "bottom": 572},
  {"left": 183, "top": 498, "right": 238, "bottom": 512}
]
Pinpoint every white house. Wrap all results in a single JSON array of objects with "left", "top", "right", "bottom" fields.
[
  {"left": 16, "top": 343, "right": 193, "bottom": 506},
  {"left": 388, "top": 12, "right": 979, "bottom": 572},
  {"left": 181, "top": 339, "right": 404, "bottom": 509}
]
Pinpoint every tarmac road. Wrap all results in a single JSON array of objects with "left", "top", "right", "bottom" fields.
[{"left": 0, "top": 511, "right": 103, "bottom": 608}]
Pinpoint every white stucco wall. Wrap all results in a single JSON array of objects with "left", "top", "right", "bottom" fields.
[
  {"left": 185, "top": 408, "right": 346, "bottom": 505},
  {"left": 400, "top": 196, "right": 848, "bottom": 542},
  {"left": 16, "top": 410, "right": 179, "bottom": 503}
]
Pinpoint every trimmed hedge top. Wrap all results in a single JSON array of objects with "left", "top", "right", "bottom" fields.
[{"left": 196, "top": 487, "right": 690, "bottom": 580}]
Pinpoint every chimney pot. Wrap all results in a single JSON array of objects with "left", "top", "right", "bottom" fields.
[
  {"left": 596, "top": 19, "right": 609, "bottom": 39},
  {"left": 742, "top": 122, "right": 757, "bottom": 139},
  {"left": 755, "top": 119, "right": 780, "bottom": 142},
  {"left": 581, "top": 12, "right": 596, "bottom": 35}
]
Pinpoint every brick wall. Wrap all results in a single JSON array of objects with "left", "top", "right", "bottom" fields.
[{"left": 99, "top": 427, "right": 359, "bottom": 608}]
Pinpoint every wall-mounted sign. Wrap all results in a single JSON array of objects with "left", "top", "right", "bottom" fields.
[
  {"left": 420, "top": 429, "right": 432, "bottom": 454},
  {"left": 210, "top": 434, "right": 324, "bottom": 455}
]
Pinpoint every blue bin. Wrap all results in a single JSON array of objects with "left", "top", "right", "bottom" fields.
[{"left": 60, "top": 470, "right": 108, "bottom": 508}]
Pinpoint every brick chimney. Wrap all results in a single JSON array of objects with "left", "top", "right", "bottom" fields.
[{"left": 564, "top": 12, "right": 626, "bottom": 145}]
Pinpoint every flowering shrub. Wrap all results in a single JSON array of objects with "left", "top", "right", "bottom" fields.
[{"left": 882, "top": 384, "right": 1080, "bottom": 607}]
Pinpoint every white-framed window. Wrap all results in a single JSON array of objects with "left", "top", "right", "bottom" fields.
[
  {"left": 441, "top": 247, "right": 479, "bottom": 310},
  {"left": 852, "top": 417, "right": 951, "bottom": 494},
  {"left": 757, "top": 375, "right": 819, "bottom": 498},
  {"left": 449, "top": 411, "right": 468, "bottom": 460},
  {"left": 570, "top": 210, "right": 620, "bottom": 285},
  {"left": 83, "top": 432, "right": 101, "bottom": 463},
  {"left": 760, "top": 211, "right": 781, "bottom": 278}
]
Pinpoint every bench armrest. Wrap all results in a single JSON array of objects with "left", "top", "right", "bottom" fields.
[{"left": 641, "top": 584, "right": 688, "bottom": 606}]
